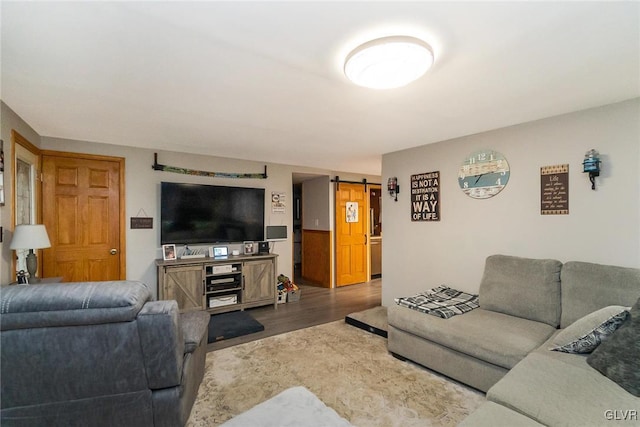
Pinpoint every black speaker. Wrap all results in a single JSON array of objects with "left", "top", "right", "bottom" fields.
[{"left": 258, "top": 241, "right": 270, "bottom": 254}]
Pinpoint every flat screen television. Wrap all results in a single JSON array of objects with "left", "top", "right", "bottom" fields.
[{"left": 161, "top": 182, "right": 265, "bottom": 244}]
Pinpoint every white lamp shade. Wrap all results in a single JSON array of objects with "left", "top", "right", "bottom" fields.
[
  {"left": 10, "top": 224, "right": 51, "bottom": 250},
  {"left": 344, "top": 36, "right": 434, "bottom": 89}
]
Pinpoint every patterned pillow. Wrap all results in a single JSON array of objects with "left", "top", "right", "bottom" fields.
[
  {"left": 549, "top": 306, "right": 629, "bottom": 353},
  {"left": 587, "top": 297, "right": 640, "bottom": 397}
]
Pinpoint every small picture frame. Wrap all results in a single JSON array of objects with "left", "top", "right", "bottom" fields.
[
  {"left": 243, "top": 241, "right": 254, "bottom": 255},
  {"left": 162, "top": 244, "right": 177, "bottom": 261}
]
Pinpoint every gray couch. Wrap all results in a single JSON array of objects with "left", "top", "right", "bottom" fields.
[
  {"left": 388, "top": 255, "right": 640, "bottom": 426},
  {"left": 0, "top": 280, "right": 210, "bottom": 427}
]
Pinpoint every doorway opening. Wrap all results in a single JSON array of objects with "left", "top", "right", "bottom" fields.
[
  {"left": 293, "top": 182, "right": 302, "bottom": 282},
  {"left": 292, "top": 173, "right": 332, "bottom": 287},
  {"left": 369, "top": 185, "right": 382, "bottom": 279}
]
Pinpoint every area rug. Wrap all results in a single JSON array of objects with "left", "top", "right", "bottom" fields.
[
  {"left": 207, "top": 311, "right": 264, "bottom": 344},
  {"left": 345, "top": 305, "right": 388, "bottom": 337},
  {"left": 187, "top": 320, "right": 484, "bottom": 427},
  {"left": 219, "top": 386, "right": 352, "bottom": 427}
]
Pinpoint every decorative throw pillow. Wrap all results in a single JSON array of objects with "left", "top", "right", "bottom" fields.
[
  {"left": 549, "top": 305, "right": 629, "bottom": 353},
  {"left": 587, "top": 297, "right": 640, "bottom": 397}
]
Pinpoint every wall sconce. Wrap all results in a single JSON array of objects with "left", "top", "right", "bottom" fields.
[
  {"left": 582, "top": 149, "right": 601, "bottom": 190},
  {"left": 387, "top": 177, "right": 400, "bottom": 202}
]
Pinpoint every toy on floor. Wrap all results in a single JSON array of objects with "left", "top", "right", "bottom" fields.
[{"left": 277, "top": 274, "right": 300, "bottom": 303}]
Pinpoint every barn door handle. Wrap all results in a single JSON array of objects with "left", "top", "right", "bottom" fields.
[{"left": 110, "top": 248, "right": 118, "bottom": 255}]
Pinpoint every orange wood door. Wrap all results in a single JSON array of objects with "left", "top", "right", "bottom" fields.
[
  {"left": 335, "top": 183, "right": 368, "bottom": 286},
  {"left": 42, "top": 154, "right": 124, "bottom": 282}
]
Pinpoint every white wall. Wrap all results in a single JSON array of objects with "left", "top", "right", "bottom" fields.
[
  {"left": 381, "top": 98, "right": 640, "bottom": 306},
  {"left": 20, "top": 136, "right": 378, "bottom": 297},
  {"left": 302, "top": 176, "right": 331, "bottom": 230},
  {"left": 37, "top": 138, "right": 294, "bottom": 295},
  {"left": 0, "top": 102, "right": 381, "bottom": 290}
]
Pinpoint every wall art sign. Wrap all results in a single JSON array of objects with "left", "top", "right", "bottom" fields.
[
  {"left": 131, "top": 217, "right": 153, "bottom": 229},
  {"left": 346, "top": 202, "right": 358, "bottom": 223},
  {"left": 411, "top": 171, "right": 440, "bottom": 221},
  {"left": 130, "top": 208, "right": 153, "bottom": 229},
  {"left": 541, "top": 164, "right": 569, "bottom": 215},
  {"left": 271, "top": 192, "right": 286, "bottom": 213}
]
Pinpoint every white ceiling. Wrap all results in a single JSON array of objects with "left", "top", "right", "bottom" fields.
[{"left": 2, "top": 1, "right": 638, "bottom": 176}]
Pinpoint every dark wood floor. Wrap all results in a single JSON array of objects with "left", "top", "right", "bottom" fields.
[{"left": 206, "top": 279, "right": 382, "bottom": 351}]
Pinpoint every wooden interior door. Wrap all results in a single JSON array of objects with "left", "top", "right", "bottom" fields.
[
  {"left": 42, "top": 153, "right": 125, "bottom": 282},
  {"left": 335, "top": 182, "right": 368, "bottom": 286}
]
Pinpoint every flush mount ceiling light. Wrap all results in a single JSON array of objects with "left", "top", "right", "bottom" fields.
[{"left": 344, "top": 35, "right": 434, "bottom": 89}]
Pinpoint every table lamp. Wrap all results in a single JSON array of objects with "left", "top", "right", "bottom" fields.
[{"left": 10, "top": 224, "right": 51, "bottom": 278}]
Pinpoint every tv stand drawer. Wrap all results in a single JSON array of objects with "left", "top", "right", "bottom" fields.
[{"left": 208, "top": 293, "right": 238, "bottom": 308}]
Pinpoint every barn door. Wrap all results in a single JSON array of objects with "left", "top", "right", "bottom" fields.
[{"left": 335, "top": 182, "right": 368, "bottom": 286}]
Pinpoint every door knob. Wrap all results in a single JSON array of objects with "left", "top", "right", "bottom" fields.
[{"left": 110, "top": 248, "right": 118, "bottom": 255}]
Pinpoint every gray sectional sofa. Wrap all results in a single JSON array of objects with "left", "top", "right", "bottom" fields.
[
  {"left": 388, "top": 254, "right": 640, "bottom": 426},
  {"left": 0, "top": 280, "right": 210, "bottom": 427}
]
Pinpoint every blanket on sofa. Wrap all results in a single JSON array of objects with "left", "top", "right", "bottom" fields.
[{"left": 395, "top": 285, "right": 479, "bottom": 319}]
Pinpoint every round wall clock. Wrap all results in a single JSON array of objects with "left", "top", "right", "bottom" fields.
[{"left": 458, "top": 149, "right": 510, "bottom": 199}]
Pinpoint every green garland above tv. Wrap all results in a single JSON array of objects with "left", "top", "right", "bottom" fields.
[{"left": 152, "top": 153, "right": 267, "bottom": 179}]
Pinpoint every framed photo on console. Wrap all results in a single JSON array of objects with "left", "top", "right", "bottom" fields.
[
  {"left": 162, "top": 244, "right": 177, "bottom": 261},
  {"left": 243, "top": 241, "right": 254, "bottom": 255}
]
